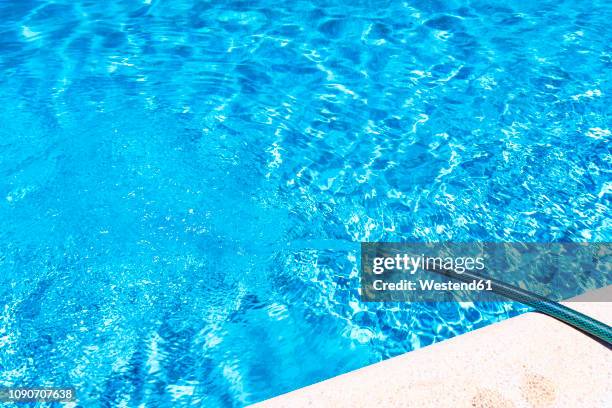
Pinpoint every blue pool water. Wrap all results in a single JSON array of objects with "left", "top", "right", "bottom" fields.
[{"left": 1, "top": 0, "right": 611, "bottom": 406}]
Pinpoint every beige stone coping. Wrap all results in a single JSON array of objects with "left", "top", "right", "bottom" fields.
[{"left": 252, "top": 286, "right": 612, "bottom": 408}]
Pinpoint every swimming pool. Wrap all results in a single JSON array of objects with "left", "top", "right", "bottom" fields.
[{"left": 1, "top": 0, "right": 610, "bottom": 406}]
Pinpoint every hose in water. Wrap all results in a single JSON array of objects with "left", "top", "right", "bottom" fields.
[{"left": 426, "top": 266, "right": 612, "bottom": 346}]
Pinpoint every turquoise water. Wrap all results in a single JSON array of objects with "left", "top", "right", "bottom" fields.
[{"left": 1, "top": 0, "right": 611, "bottom": 406}]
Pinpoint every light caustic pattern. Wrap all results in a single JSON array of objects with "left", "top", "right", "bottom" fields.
[{"left": 0, "top": 0, "right": 610, "bottom": 406}]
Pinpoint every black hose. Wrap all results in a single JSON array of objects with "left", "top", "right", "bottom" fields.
[{"left": 426, "top": 266, "right": 612, "bottom": 346}]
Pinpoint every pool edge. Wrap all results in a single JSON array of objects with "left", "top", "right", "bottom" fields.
[{"left": 251, "top": 285, "right": 612, "bottom": 407}]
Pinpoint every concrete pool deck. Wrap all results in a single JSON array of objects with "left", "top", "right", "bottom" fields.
[{"left": 252, "top": 286, "right": 611, "bottom": 407}]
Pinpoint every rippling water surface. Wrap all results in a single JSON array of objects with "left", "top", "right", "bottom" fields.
[{"left": 1, "top": 0, "right": 611, "bottom": 406}]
